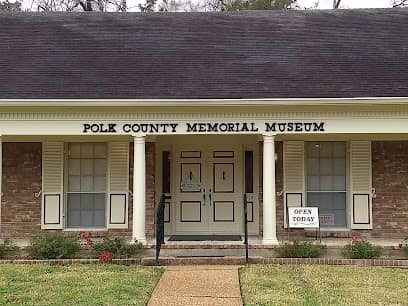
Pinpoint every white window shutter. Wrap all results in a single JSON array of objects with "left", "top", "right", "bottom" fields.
[
  {"left": 350, "top": 141, "right": 373, "bottom": 229},
  {"left": 108, "top": 142, "right": 129, "bottom": 229},
  {"left": 41, "top": 142, "right": 64, "bottom": 229},
  {"left": 283, "top": 141, "right": 305, "bottom": 227}
]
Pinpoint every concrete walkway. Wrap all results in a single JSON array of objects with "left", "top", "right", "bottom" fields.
[{"left": 148, "top": 265, "right": 243, "bottom": 306}]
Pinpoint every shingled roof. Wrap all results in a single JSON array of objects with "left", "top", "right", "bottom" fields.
[{"left": 0, "top": 9, "right": 408, "bottom": 100}]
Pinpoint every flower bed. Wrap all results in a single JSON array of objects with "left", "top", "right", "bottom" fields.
[{"left": 0, "top": 232, "right": 145, "bottom": 261}]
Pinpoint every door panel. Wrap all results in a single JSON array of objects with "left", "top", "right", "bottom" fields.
[
  {"left": 174, "top": 146, "right": 242, "bottom": 234},
  {"left": 213, "top": 163, "right": 234, "bottom": 193},
  {"left": 208, "top": 148, "right": 241, "bottom": 233},
  {"left": 174, "top": 149, "right": 208, "bottom": 233},
  {"left": 180, "top": 201, "right": 202, "bottom": 222},
  {"left": 213, "top": 201, "right": 234, "bottom": 222},
  {"left": 180, "top": 163, "right": 202, "bottom": 193}
]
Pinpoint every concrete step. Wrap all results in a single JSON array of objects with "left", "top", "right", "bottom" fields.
[
  {"left": 150, "top": 248, "right": 273, "bottom": 258},
  {"left": 146, "top": 243, "right": 275, "bottom": 249},
  {"left": 141, "top": 256, "right": 250, "bottom": 266}
]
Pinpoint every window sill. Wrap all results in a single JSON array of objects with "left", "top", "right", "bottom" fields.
[
  {"left": 305, "top": 228, "right": 350, "bottom": 232},
  {"left": 63, "top": 228, "right": 108, "bottom": 232}
]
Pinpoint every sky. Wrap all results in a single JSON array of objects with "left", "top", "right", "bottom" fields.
[
  {"left": 125, "top": 0, "right": 396, "bottom": 12},
  {"left": 303, "top": 0, "right": 393, "bottom": 9},
  {"left": 19, "top": 0, "right": 396, "bottom": 12}
]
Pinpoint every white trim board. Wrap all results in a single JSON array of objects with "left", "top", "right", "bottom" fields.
[
  {"left": 1, "top": 97, "right": 408, "bottom": 106},
  {"left": 0, "top": 118, "right": 407, "bottom": 135}
]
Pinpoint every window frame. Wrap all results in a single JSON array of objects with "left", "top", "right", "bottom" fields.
[
  {"left": 304, "top": 141, "right": 350, "bottom": 230},
  {"left": 63, "top": 142, "right": 109, "bottom": 230}
]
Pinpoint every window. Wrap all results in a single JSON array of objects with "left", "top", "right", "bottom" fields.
[
  {"left": 306, "top": 142, "right": 347, "bottom": 228},
  {"left": 66, "top": 143, "right": 107, "bottom": 228}
]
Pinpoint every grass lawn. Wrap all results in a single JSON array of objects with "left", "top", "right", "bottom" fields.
[
  {"left": 240, "top": 265, "right": 408, "bottom": 306},
  {"left": 0, "top": 264, "right": 163, "bottom": 306}
]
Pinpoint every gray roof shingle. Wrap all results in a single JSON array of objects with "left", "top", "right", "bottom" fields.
[{"left": 0, "top": 9, "right": 408, "bottom": 100}]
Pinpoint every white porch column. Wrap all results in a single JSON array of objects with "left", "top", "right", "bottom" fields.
[
  {"left": 262, "top": 134, "right": 278, "bottom": 245},
  {"left": 132, "top": 135, "right": 147, "bottom": 244}
]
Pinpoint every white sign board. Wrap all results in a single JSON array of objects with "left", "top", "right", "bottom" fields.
[
  {"left": 180, "top": 180, "right": 202, "bottom": 192},
  {"left": 319, "top": 214, "right": 335, "bottom": 226},
  {"left": 288, "top": 207, "right": 319, "bottom": 228}
]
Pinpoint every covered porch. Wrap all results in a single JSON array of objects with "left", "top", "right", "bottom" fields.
[{"left": 0, "top": 103, "right": 408, "bottom": 248}]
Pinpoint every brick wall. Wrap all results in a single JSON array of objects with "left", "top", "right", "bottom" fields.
[
  {"left": 270, "top": 140, "right": 408, "bottom": 240},
  {"left": 275, "top": 142, "right": 284, "bottom": 235},
  {"left": 0, "top": 142, "right": 156, "bottom": 242},
  {"left": 3, "top": 140, "right": 408, "bottom": 242},
  {"left": 1, "top": 143, "right": 42, "bottom": 239},
  {"left": 370, "top": 141, "right": 408, "bottom": 238},
  {"left": 145, "top": 142, "right": 156, "bottom": 239}
]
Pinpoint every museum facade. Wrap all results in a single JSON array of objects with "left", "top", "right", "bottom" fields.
[{"left": 1, "top": 9, "right": 408, "bottom": 245}]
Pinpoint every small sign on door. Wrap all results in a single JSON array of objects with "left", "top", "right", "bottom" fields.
[
  {"left": 288, "top": 207, "right": 319, "bottom": 228},
  {"left": 180, "top": 180, "right": 202, "bottom": 192}
]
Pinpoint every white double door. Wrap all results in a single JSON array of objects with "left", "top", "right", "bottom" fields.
[{"left": 174, "top": 146, "right": 242, "bottom": 234}]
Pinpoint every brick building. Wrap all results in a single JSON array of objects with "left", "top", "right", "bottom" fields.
[{"left": 1, "top": 9, "right": 408, "bottom": 246}]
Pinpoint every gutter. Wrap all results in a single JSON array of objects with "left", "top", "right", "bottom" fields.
[{"left": 0, "top": 97, "right": 408, "bottom": 107}]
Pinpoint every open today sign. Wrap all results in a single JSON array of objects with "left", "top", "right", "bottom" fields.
[{"left": 288, "top": 207, "right": 319, "bottom": 228}]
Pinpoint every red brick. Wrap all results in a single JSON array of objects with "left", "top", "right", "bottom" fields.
[
  {"left": 1, "top": 142, "right": 156, "bottom": 241},
  {"left": 369, "top": 141, "right": 408, "bottom": 239},
  {"left": 1, "top": 143, "right": 42, "bottom": 239},
  {"left": 3, "top": 140, "right": 408, "bottom": 242}
]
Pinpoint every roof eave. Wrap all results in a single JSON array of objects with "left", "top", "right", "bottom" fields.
[{"left": 0, "top": 97, "right": 408, "bottom": 107}]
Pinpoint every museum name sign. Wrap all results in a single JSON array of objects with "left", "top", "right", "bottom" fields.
[{"left": 82, "top": 121, "right": 325, "bottom": 134}]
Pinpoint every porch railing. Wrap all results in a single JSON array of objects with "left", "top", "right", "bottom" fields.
[
  {"left": 243, "top": 193, "right": 249, "bottom": 264},
  {"left": 155, "top": 193, "right": 171, "bottom": 266}
]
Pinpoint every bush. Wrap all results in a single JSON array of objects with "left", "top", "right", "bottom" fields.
[
  {"left": 28, "top": 233, "right": 81, "bottom": 259},
  {"left": 99, "top": 251, "right": 113, "bottom": 263},
  {"left": 342, "top": 240, "right": 384, "bottom": 259},
  {"left": 401, "top": 238, "right": 408, "bottom": 256},
  {"left": 92, "top": 237, "right": 142, "bottom": 259},
  {"left": 0, "top": 243, "right": 7, "bottom": 258},
  {"left": 274, "top": 241, "right": 326, "bottom": 258},
  {"left": 0, "top": 239, "right": 18, "bottom": 259},
  {"left": 0, "top": 242, "right": 8, "bottom": 258}
]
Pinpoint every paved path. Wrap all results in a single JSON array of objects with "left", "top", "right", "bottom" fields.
[{"left": 148, "top": 265, "right": 243, "bottom": 306}]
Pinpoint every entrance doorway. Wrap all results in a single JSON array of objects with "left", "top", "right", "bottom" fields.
[
  {"left": 174, "top": 146, "right": 242, "bottom": 234},
  {"left": 156, "top": 135, "right": 260, "bottom": 238}
]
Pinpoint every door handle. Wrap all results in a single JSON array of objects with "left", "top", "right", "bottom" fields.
[
  {"left": 209, "top": 188, "right": 212, "bottom": 206},
  {"left": 202, "top": 188, "right": 206, "bottom": 206}
]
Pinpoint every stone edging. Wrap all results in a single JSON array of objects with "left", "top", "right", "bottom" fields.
[
  {"left": 145, "top": 244, "right": 401, "bottom": 250},
  {"left": 0, "top": 258, "right": 141, "bottom": 265},
  {"left": 140, "top": 256, "right": 408, "bottom": 267},
  {"left": 0, "top": 257, "right": 407, "bottom": 267},
  {"left": 259, "top": 257, "right": 408, "bottom": 267}
]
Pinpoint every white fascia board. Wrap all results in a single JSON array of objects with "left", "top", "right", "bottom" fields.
[{"left": 1, "top": 97, "right": 408, "bottom": 106}]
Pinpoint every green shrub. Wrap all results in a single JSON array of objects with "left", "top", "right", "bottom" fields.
[
  {"left": 0, "top": 243, "right": 6, "bottom": 258},
  {"left": 402, "top": 238, "right": 408, "bottom": 256},
  {"left": 92, "top": 237, "right": 142, "bottom": 259},
  {"left": 342, "top": 240, "right": 383, "bottom": 259},
  {"left": 274, "top": 241, "right": 326, "bottom": 258},
  {"left": 0, "top": 239, "right": 18, "bottom": 259},
  {"left": 0, "top": 243, "right": 8, "bottom": 258},
  {"left": 28, "top": 233, "right": 81, "bottom": 259}
]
